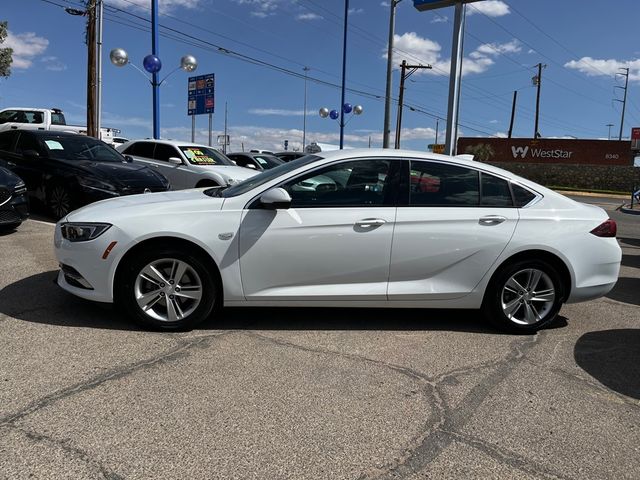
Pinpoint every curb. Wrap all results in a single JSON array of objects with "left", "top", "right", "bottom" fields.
[
  {"left": 619, "top": 206, "right": 640, "bottom": 216},
  {"left": 553, "top": 190, "right": 630, "bottom": 200}
]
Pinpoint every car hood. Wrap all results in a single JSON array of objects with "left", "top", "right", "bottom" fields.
[
  {"left": 205, "top": 165, "right": 260, "bottom": 181},
  {"left": 78, "top": 161, "right": 167, "bottom": 188},
  {"left": 66, "top": 188, "right": 224, "bottom": 223}
]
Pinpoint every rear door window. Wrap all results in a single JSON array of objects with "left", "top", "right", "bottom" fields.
[
  {"left": 409, "top": 161, "right": 479, "bottom": 206},
  {"left": 480, "top": 173, "right": 513, "bottom": 207},
  {"left": 125, "top": 141, "right": 156, "bottom": 159}
]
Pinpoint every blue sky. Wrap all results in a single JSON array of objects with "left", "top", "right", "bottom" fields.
[{"left": 2, "top": 0, "right": 640, "bottom": 152}]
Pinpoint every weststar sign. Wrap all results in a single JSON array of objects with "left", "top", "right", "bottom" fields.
[{"left": 457, "top": 138, "right": 632, "bottom": 166}]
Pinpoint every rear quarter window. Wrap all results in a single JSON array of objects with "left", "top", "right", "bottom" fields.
[{"left": 512, "top": 184, "right": 537, "bottom": 207}]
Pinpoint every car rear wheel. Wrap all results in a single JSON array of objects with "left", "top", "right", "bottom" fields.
[
  {"left": 48, "top": 184, "right": 74, "bottom": 219},
  {"left": 482, "top": 259, "right": 564, "bottom": 334},
  {"left": 116, "top": 247, "right": 219, "bottom": 330}
]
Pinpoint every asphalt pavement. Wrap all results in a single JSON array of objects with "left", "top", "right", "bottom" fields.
[{"left": 0, "top": 198, "right": 638, "bottom": 479}]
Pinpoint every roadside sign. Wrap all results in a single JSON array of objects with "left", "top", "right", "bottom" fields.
[
  {"left": 631, "top": 128, "right": 640, "bottom": 140},
  {"left": 428, "top": 143, "right": 446, "bottom": 154},
  {"left": 413, "top": 0, "right": 481, "bottom": 12},
  {"left": 188, "top": 73, "right": 215, "bottom": 116}
]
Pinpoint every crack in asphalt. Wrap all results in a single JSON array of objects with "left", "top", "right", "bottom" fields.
[
  {"left": 1, "top": 424, "right": 125, "bottom": 480},
  {"left": 0, "top": 330, "right": 232, "bottom": 427},
  {"left": 442, "top": 430, "right": 574, "bottom": 480},
  {"left": 247, "top": 331, "right": 561, "bottom": 480}
]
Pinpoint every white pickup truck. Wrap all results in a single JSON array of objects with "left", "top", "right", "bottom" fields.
[{"left": 0, "top": 107, "right": 116, "bottom": 145}]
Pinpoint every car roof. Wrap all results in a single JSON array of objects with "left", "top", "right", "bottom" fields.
[
  {"left": 126, "top": 138, "right": 218, "bottom": 148},
  {"left": 17, "top": 130, "right": 81, "bottom": 138}
]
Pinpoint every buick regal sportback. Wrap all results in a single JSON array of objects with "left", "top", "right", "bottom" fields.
[{"left": 54, "top": 149, "right": 621, "bottom": 333}]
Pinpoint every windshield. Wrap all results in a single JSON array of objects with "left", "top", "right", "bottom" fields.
[
  {"left": 42, "top": 136, "right": 125, "bottom": 162},
  {"left": 209, "top": 155, "right": 322, "bottom": 198},
  {"left": 179, "top": 146, "right": 234, "bottom": 166}
]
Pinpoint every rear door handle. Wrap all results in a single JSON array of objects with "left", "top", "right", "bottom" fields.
[
  {"left": 479, "top": 215, "right": 507, "bottom": 226},
  {"left": 355, "top": 218, "right": 387, "bottom": 228}
]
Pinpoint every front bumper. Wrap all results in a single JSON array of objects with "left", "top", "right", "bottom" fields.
[{"left": 0, "top": 191, "right": 29, "bottom": 225}]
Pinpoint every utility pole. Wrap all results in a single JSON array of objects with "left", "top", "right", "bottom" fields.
[
  {"left": 606, "top": 123, "right": 614, "bottom": 140},
  {"left": 95, "top": 0, "right": 103, "bottom": 139},
  {"left": 383, "top": 0, "right": 402, "bottom": 148},
  {"left": 508, "top": 90, "right": 518, "bottom": 138},
  {"left": 614, "top": 68, "right": 629, "bottom": 141},
  {"left": 85, "top": 0, "right": 97, "bottom": 138},
  {"left": 338, "top": 0, "right": 350, "bottom": 149},
  {"left": 151, "top": 0, "right": 160, "bottom": 139},
  {"left": 395, "top": 60, "right": 432, "bottom": 149},
  {"left": 444, "top": 1, "right": 466, "bottom": 156},
  {"left": 532, "top": 63, "right": 546, "bottom": 139},
  {"left": 435, "top": 118, "right": 439, "bottom": 146}
]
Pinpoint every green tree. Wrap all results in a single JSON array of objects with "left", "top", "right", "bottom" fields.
[
  {"left": 0, "top": 21, "right": 13, "bottom": 78},
  {"left": 464, "top": 143, "right": 495, "bottom": 162}
]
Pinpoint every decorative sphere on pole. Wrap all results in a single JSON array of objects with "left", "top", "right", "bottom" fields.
[
  {"left": 319, "top": 107, "right": 329, "bottom": 118},
  {"left": 143, "top": 54, "right": 162, "bottom": 74},
  {"left": 329, "top": 109, "right": 340, "bottom": 120},
  {"left": 109, "top": 48, "right": 129, "bottom": 67},
  {"left": 180, "top": 55, "right": 198, "bottom": 72},
  {"left": 353, "top": 105, "right": 364, "bottom": 115},
  {"left": 343, "top": 103, "right": 353, "bottom": 114}
]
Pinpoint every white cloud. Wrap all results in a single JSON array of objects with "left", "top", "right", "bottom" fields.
[
  {"left": 489, "top": 119, "right": 499, "bottom": 124},
  {"left": 249, "top": 108, "right": 317, "bottom": 116},
  {"left": 106, "top": 0, "right": 201, "bottom": 12},
  {"left": 3, "top": 31, "right": 49, "bottom": 69},
  {"left": 297, "top": 13, "right": 322, "bottom": 21},
  {"left": 348, "top": 8, "right": 364, "bottom": 15},
  {"left": 494, "top": 131, "right": 508, "bottom": 138},
  {"left": 565, "top": 57, "right": 640, "bottom": 82},
  {"left": 41, "top": 56, "right": 67, "bottom": 72},
  {"left": 467, "top": 0, "right": 510, "bottom": 17},
  {"left": 381, "top": 1, "right": 390, "bottom": 7},
  {"left": 431, "top": 16, "right": 448, "bottom": 24},
  {"left": 386, "top": 32, "right": 520, "bottom": 77}
]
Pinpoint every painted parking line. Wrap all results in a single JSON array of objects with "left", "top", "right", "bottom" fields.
[{"left": 28, "top": 218, "right": 56, "bottom": 226}]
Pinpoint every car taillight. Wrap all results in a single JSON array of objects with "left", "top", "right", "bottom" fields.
[{"left": 590, "top": 219, "right": 617, "bottom": 238}]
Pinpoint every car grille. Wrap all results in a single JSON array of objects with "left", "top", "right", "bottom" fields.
[
  {"left": 0, "top": 209, "right": 21, "bottom": 224},
  {"left": 0, "top": 188, "right": 11, "bottom": 206}
]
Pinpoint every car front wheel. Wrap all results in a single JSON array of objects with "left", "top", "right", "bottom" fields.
[
  {"left": 482, "top": 259, "right": 564, "bottom": 333},
  {"left": 116, "top": 247, "right": 219, "bottom": 330}
]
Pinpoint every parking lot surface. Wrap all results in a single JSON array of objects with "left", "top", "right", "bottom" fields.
[{"left": 1, "top": 200, "right": 639, "bottom": 480}]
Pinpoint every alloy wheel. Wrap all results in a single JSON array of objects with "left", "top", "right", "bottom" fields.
[
  {"left": 50, "top": 186, "right": 72, "bottom": 218},
  {"left": 134, "top": 258, "right": 203, "bottom": 323},
  {"left": 501, "top": 268, "right": 556, "bottom": 325}
]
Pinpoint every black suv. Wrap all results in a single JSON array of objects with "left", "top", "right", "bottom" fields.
[
  {"left": 0, "top": 130, "right": 170, "bottom": 218},
  {"left": 0, "top": 166, "right": 29, "bottom": 230}
]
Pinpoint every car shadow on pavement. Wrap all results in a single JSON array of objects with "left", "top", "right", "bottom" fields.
[
  {"left": 619, "top": 237, "right": 640, "bottom": 248},
  {"left": 0, "top": 271, "right": 144, "bottom": 331},
  {"left": 574, "top": 329, "right": 640, "bottom": 400},
  {"left": 605, "top": 277, "right": 640, "bottom": 306},
  {"left": 1, "top": 271, "right": 568, "bottom": 335},
  {"left": 621, "top": 254, "right": 640, "bottom": 269}
]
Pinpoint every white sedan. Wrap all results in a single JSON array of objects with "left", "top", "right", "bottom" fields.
[{"left": 53, "top": 149, "right": 621, "bottom": 333}]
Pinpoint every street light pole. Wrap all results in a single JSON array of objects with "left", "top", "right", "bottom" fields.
[
  {"left": 302, "top": 66, "right": 310, "bottom": 151},
  {"left": 444, "top": 2, "right": 466, "bottom": 156},
  {"left": 606, "top": 123, "right": 614, "bottom": 140},
  {"left": 339, "top": 0, "right": 349, "bottom": 149},
  {"left": 151, "top": 0, "right": 160, "bottom": 139},
  {"left": 383, "top": 0, "right": 401, "bottom": 149}
]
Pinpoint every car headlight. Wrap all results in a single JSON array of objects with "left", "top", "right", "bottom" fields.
[
  {"left": 61, "top": 223, "right": 112, "bottom": 242},
  {"left": 78, "top": 177, "right": 119, "bottom": 195}
]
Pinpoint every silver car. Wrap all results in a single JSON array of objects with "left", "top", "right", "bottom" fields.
[{"left": 117, "top": 139, "right": 258, "bottom": 189}]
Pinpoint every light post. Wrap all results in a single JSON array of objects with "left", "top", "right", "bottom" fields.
[
  {"left": 606, "top": 123, "right": 614, "bottom": 141},
  {"left": 339, "top": 0, "right": 350, "bottom": 149},
  {"left": 303, "top": 66, "right": 310, "bottom": 151},
  {"left": 110, "top": 49, "right": 197, "bottom": 139},
  {"left": 319, "top": 103, "right": 363, "bottom": 147}
]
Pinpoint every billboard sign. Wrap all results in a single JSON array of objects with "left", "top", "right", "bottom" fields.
[
  {"left": 413, "top": 0, "right": 482, "bottom": 12},
  {"left": 188, "top": 73, "right": 215, "bottom": 116},
  {"left": 631, "top": 127, "right": 640, "bottom": 140}
]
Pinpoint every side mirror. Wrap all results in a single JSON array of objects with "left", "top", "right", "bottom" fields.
[
  {"left": 124, "top": 155, "right": 134, "bottom": 163},
  {"left": 245, "top": 163, "right": 257, "bottom": 170},
  {"left": 168, "top": 157, "right": 183, "bottom": 165},
  {"left": 23, "top": 149, "right": 40, "bottom": 160},
  {"left": 259, "top": 187, "right": 292, "bottom": 210}
]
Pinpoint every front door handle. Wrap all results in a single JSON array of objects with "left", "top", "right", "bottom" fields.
[
  {"left": 479, "top": 215, "right": 507, "bottom": 226},
  {"left": 355, "top": 218, "right": 386, "bottom": 228}
]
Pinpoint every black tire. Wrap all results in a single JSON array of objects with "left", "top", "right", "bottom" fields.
[
  {"left": 482, "top": 259, "right": 564, "bottom": 334},
  {"left": 47, "top": 184, "right": 74, "bottom": 219},
  {"left": 115, "top": 246, "right": 219, "bottom": 331}
]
